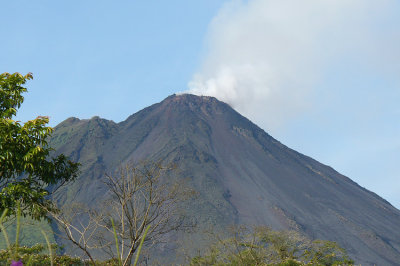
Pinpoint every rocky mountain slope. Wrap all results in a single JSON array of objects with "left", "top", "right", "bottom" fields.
[{"left": 49, "top": 94, "right": 400, "bottom": 265}]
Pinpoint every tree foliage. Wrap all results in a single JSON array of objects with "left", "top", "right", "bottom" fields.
[
  {"left": 190, "top": 226, "right": 354, "bottom": 266},
  {"left": 0, "top": 72, "right": 79, "bottom": 219}
]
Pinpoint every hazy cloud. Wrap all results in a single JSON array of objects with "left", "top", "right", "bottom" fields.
[{"left": 188, "top": 0, "right": 399, "bottom": 132}]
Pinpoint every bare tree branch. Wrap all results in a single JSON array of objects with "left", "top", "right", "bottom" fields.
[{"left": 48, "top": 161, "right": 196, "bottom": 265}]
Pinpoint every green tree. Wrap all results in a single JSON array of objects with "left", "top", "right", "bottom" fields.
[
  {"left": 190, "top": 226, "right": 354, "bottom": 266},
  {"left": 0, "top": 72, "right": 79, "bottom": 219}
]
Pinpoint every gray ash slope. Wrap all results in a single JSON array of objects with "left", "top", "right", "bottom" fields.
[{"left": 50, "top": 94, "right": 400, "bottom": 265}]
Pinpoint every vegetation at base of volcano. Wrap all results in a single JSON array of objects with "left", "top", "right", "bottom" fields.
[
  {"left": 0, "top": 204, "right": 146, "bottom": 265},
  {"left": 190, "top": 226, "right": 354, "bottom": 266},
  {"left": 0, "top": 216, "right": 354, "bottom": 265},
  {"left": 0, "top": 217, "right": 55, "bottom": 250}
]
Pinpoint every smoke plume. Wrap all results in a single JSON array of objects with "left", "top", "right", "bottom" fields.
[{"left": 188, "top": 0, "right": 398, "bottom": 132}]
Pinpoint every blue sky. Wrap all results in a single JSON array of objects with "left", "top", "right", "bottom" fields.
[
  {"left": 1, "top": 0, "right": 226, "bottom": 122},
  {"left": 1, "top": 1, "right": 399, "bottom": 208}
]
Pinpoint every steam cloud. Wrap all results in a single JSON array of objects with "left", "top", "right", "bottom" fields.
[{"left": 188, "top": 0, "right": 399, "bottom": 132}]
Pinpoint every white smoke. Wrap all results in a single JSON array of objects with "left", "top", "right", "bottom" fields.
[{"left": 188, "top": 0, "right": 398, "bottom": 132}]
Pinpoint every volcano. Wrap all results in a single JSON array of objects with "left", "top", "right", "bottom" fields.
[{"left": 49, "top": 94, "right": 400, "bottom": 265}]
